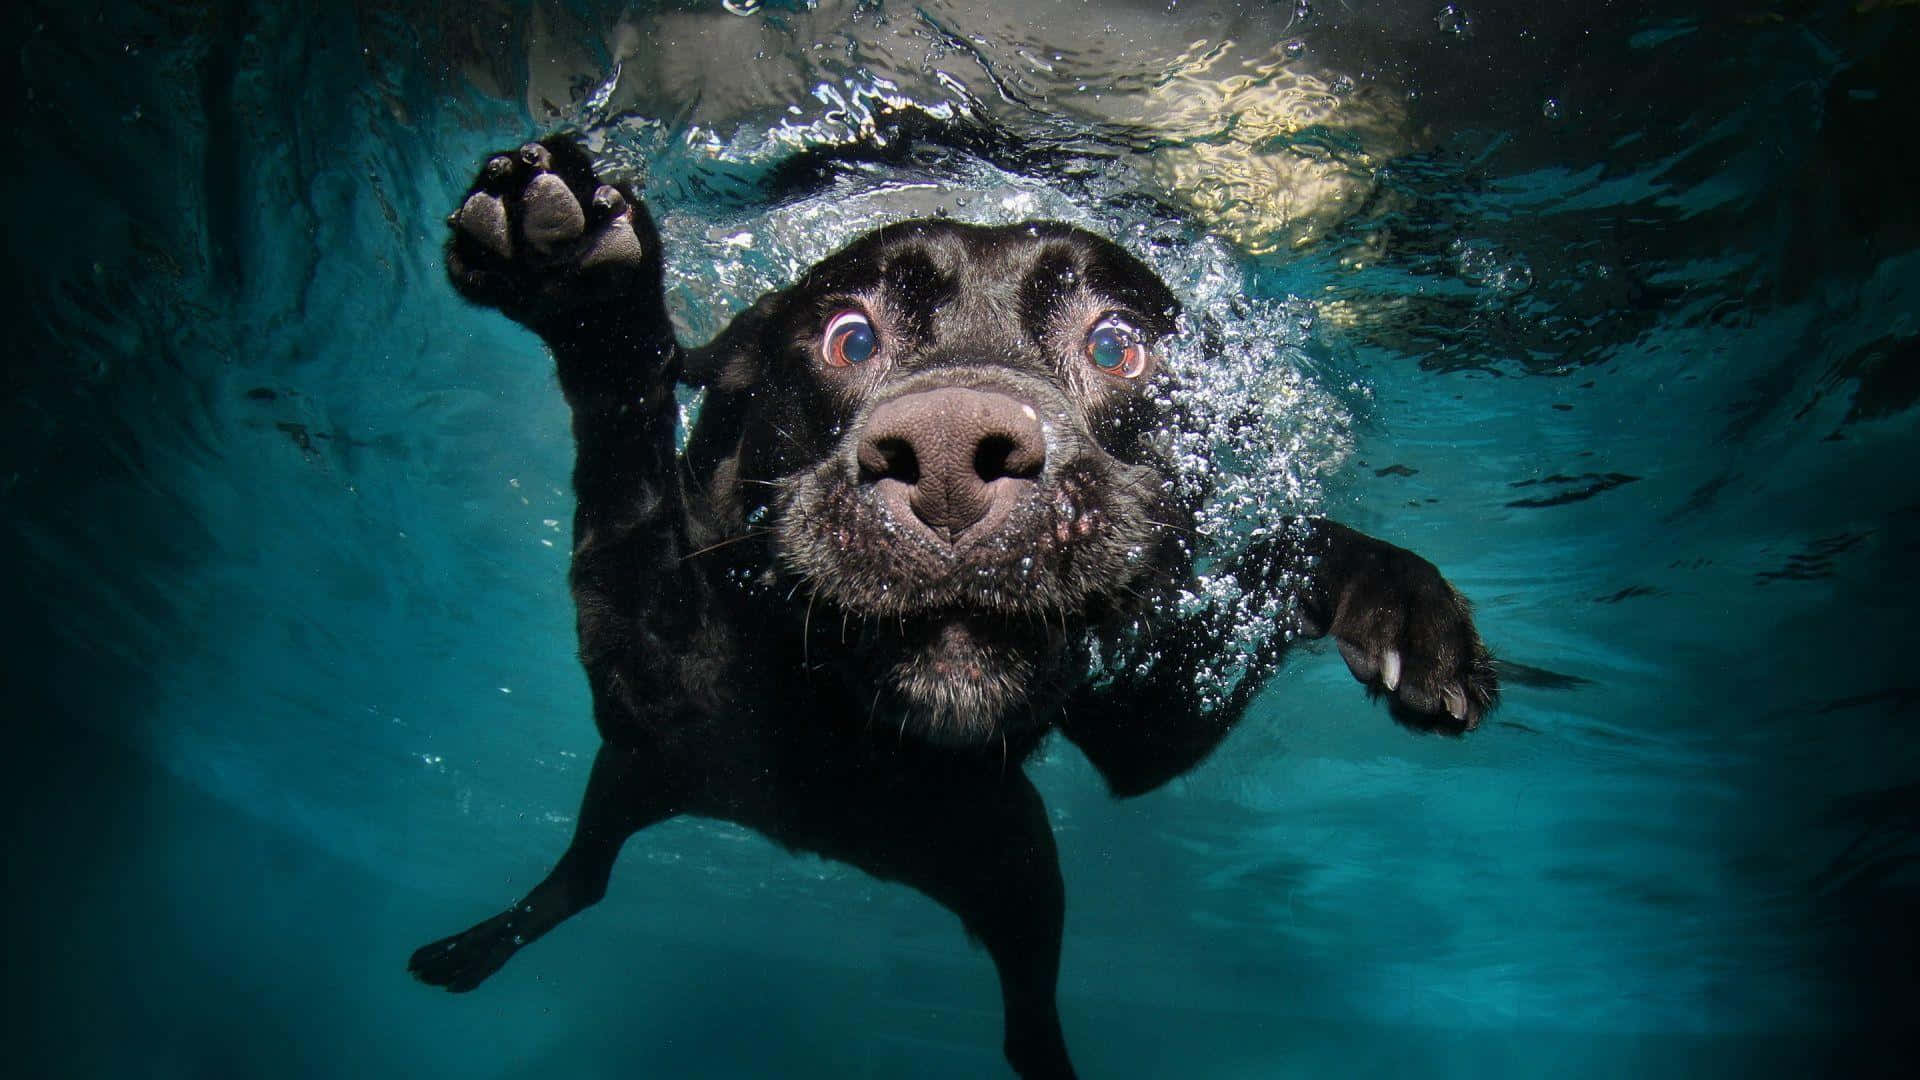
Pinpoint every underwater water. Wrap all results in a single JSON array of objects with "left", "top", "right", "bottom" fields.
[{"left": 4, "top": 0, "right": 1917, "bottom": 1076}]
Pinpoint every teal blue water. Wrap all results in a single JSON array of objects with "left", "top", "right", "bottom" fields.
[{"left": 4, "top": 2, "right": 1914, "bottom": 1076}]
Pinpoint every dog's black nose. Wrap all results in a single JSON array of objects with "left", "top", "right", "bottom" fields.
[{"left": 857, "top": 387, "right": 1046, "bottom": 542}]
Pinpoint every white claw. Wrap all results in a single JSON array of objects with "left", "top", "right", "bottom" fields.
[
  {"left": 1381, "top": 649, "right": 1402, "bottom": 692},
  {"left": 1444, "top": 685, "right": 1467, "bottom": 721}
]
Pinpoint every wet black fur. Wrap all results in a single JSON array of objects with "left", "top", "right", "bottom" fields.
[{"left": 411, "top": 137, "right": 1498, "bottom": 1079}]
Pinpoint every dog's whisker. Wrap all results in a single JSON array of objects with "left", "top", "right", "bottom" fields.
[
  {"left": 769, "top": 423, "right": 806, "bottom": 451},
  {"left": 680, "top": 529, "right": 773, "bottom": 561},
  {"left": 803, "top": 588, "right": 818, "bottom": 669},
  {"left": 1143, "top": 517, "right": 1198, "bottom": 537}
]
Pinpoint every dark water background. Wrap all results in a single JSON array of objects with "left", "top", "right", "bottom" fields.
[{"left": 3, "top": 1, "right": 1916, "bottom": 1076}]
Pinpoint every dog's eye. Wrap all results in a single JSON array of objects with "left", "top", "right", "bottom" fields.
[
  {"left": 822, "top": 310, "right": 877, "bottom": 367},
  {"left": 1084, "top": 316, "right": 1149, "bottom": 379}
]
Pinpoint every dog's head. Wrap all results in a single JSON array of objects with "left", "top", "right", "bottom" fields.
[{"left": 687, "top": 220, "right": 1192, "bottom": 745}]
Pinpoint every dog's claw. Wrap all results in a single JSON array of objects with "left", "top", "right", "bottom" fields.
[
  {"left": 1325, "top": 537, "right": 1496, "bottom": 733},
  {"left": 591, "top": 184, "right": 627, "bottom": 218}
]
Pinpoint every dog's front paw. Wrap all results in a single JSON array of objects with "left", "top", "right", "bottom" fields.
[
  {"left": 1326, "top": 545, "right": 1497, "bottom": 733},
  {"left": 445, "top": 137, "right": 654, "bottom": 329}
]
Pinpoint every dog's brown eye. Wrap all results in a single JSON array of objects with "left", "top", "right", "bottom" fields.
[
  {"left": 822, "top": 310, "right": 877, "bottom": 367},
  {"left": 1084, "top": 316, "right": 1149, "bottom": 379}
]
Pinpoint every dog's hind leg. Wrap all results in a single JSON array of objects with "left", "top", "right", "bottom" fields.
[
  {"left": 971, "top": 810, "right": 1076, "bottom": 1080},
  {"left": 797, "top": 766, "right": 1077, "bottom": 1079},
  {"left": 935, "top": 774, "right": 1075, "bottom": 1079},
  {"left": 409, "top": 742, "right": 678, "bottom": 992}
]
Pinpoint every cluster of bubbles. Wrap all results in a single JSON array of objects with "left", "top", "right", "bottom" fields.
[
  {"left": 1153, "top": 250, "right": 1352, "bottom": 544},
  {"left": 1155, "top": 276, "right": 1339, "bottom": 685},
  {"left": 1450, "top": 237, "right": 1535, "bottom": 303}
]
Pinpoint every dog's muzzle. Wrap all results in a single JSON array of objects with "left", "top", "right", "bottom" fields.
[{"left": 855, "top": 385, "right": 1047, "bottom": 547}]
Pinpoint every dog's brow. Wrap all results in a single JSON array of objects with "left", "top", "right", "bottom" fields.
[
  {"left": 879, "top": 250, "right": 955, "bottom": 339},
  {"left": 1083, "top": 253, "right": 1178, "bottom": 334},
  {"left": 1017, "top": 248, "right": 1079, "bottom": 343}
]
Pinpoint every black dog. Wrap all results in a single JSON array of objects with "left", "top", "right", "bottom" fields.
[{"left": 409, "top": 138, "right": 1497, "bottom": 1078}]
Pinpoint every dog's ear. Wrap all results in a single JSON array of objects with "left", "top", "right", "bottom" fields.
[{"left": 683, "top": 293, "right": 782, "bottom": 391}]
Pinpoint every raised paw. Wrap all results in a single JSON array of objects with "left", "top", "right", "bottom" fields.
[
  {"left": 408, "top": 908, "right": 530, "bottom": 993},
  {"left": 1327, "top": 545, "right": 1498, "bottom": 733},
  {"left": 445, "top": 137, "right": 657, "bottom": 330}
]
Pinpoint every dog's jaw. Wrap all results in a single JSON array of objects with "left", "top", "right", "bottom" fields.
[{"left": 881, "top": 615, "right": 1047, "bottom": 746}]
